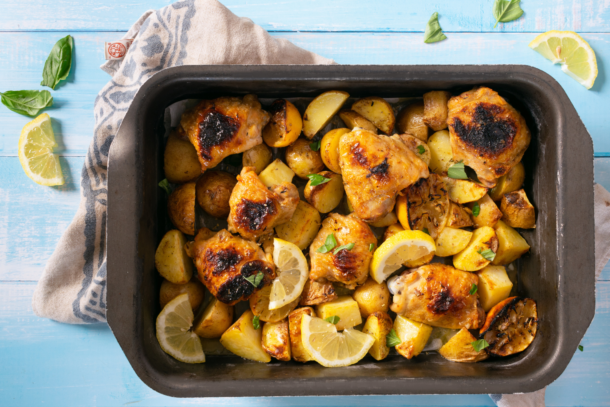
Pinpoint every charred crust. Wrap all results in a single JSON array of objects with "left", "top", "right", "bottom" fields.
[
  {"left": 427, "top": 284, "right": 458, "bottom": 315},
  {"left": 215, "top": 275, "right": 254, "bottom": 304},
  {"left": 367, "top": 158, "right": 389, "bottom": 179},
  {"left": 268, "top": 99, "right": 288, "bottom": 131},
  {"left": 236, "top": 198, "right": 276, "bottom": 232},
  {"left": 241, "top": 259, "right": 274, "bottom": 281},
  {"left": 332, "top": 249, "right": 359, "bottom": 282},
  {"left": 351, "top": 144, "right": 369, "bottom": 167},
  {"left": 205, "top": 248, "right": 243, "bottom": 276},
  {"left": 197, "top": 108, "right": 240, "bottom": 161}
]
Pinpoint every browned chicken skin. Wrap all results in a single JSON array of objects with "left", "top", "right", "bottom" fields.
[
  {"left": 228, "top": 167, "right": 299, "bottom": 241},
  {"left": 189, "top": 229, "right": 275, "bottom": 305},
  {"left": 180, "top": 94, "right": 270, "bottom": 172},
  {"left": 447, "top": 87, "right": 531, "bottom": 188},
  {"left": 339, "top": 129, "right": 429, "bottom": 222},
  {"left": 309, "top": 213, "right": 377, "bottom": 289},
  {"left": 389, "top": 264, "right": 484, "bottom": 329}
]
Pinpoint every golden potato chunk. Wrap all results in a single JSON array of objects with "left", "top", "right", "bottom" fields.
[
  {"left": 339, "top": 110, "right": 378, "bottom": 133},
  {"left": 195, "top": 170, "right": 237, "bottom": 218},
  {"left": 469, "top": 194, "right": 503, "bottom": 228},
  {"left": 242, "top": 143, "right": 273, "bottom": 175},
  {"left": 453, "top": 226, "right": 499, "bottom": 271},
  {"left": 316, "top": 296, "right": 362, "bottom": 331},
  {"left": 351, "top": 97, "right": 395, "bottom": 134},
  {"left": 275, "top": 201, "right": 321, "bottom": 250},
  {"left": 489, "top": 162, "right": 525, "bottom": 201},
  {"left": 193, "top": 297, "right": 234, "bottom": 339},
  {"left": 428, "top": 130, "right": 454, "bottom": 174},
  {"left": 368, "top": 210, "right": 398, "bottom": 228},
  {"left": 303, "top": 90, "right": 350, "bottom": 139},
  {"left": 304, "top": 171, "right": 344, "bottom": 214},
  {"left": 492, "top": 220, "right": 530, "bottom": 265},
  {"left": 300, "top": 279, "right": 337, "bottom": 306},
  {"left": 446, "top": 202, "right": 474, "bottom": 228},
  {"left": 435, "top": 227, "right": 473, "bottom": 257},
  {"left": 288, "top": 307, "right": 314, "bottom": 362},
  {"left": 396, "top": 102, "right": 429, "bottom": 142},
  {"left": 262, "top": 99, "right": 303, "bottom": 147},
  {"left": 320, "top": 128, "right": 350, "bottom": 174},
  {"left": 423, "top": 90, "right": 451, "bottom": 131},
  {"left": 476, "top": 265, "right": 513, "bottom": 311},
  {"left": 500, "top": 189, "right": 536, "bottom": 229},
  {"left": 250, "top": 284, "right": 299, "bottom": 323},
  {"left": 258, "top": 159, "right": 295, "bottom": 188},
  {"left": 438, "top": 328, "right": 488, "bottom": 363},
  {"left": 362, "top": 311, "right": 393, "bottom": 361},
  {"left": 220, "top": 310, "right": 271, "bottom": 363},
  {"left": 155, "top": 229, "right": 193, "bottom": 284},
  {"left": 262, "top": 319, "right": 291, "bottom": 361},
  {"left": 286, "top": 137, "right": 326, "bottom": 179},
  {"left": 159, "top": 278, "right": 205, "bottom": 310},
  {"left": 441, "top": 175, "right": 489, "bottom": 204},
  {"left": 394, "top": 315, "right": 433, "bottom": 359},
  {"left": 353, "top": 278, "right": 391, "bottom": 318},
  {"left": 164, "top": 131, "right": 202, "bottom": 183},
  {"left": 167, "top": 182, "right": 196, "bottom": 235}
]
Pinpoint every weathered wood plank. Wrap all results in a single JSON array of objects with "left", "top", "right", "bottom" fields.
[
  {"left": 1, "top": 0, "right": 609, "bottom": 33},
  {"left": 0, "top": 281, "right": 607, "bottom": 405},
  {"left": 1, "top": 31, "right": 610, "bottom": 156}
]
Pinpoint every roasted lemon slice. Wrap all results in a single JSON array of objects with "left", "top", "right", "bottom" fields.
[
  {"left": 268, "top": 238, "right": 309, "bottom": 310},
  {"left": 156, "top": 293, "right": 205, "bottom": 363},
  {"left": 370, "top": 230, "right": 436, "bottom": 283},
  {"left": 405, "top": 173, "right": 449, "bottom": 240},
  {"left": 301, "top": 314, "right": 374, "bottom": 367},
  {"left": 18, "top": 113, "right": 64, "bottom": 186}
]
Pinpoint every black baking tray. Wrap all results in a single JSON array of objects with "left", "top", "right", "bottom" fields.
[{"left": 106, "top": 65, "right": 595, "bottom": 398}]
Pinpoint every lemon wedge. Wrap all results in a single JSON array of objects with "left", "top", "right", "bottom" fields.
[
  {"left": 529, "top": 31, "right": 598, "bottom": 89},
  {"left": 156, "top": 293, "right": 205, "bottom": 363},
  {"left": 370, "top": 230, "right": 436, "bottom": 284},
  {"left": 268, "top": 238, "right": 309, "bottom": 310},
  {"left": 18, "top": 113, "right": 64, "bottom": 186},
  {"left": 301, "top": 314, "right": 374, "bottom": 367}
]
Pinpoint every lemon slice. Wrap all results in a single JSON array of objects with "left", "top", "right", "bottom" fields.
[
  {"left": 268, "top": 238, "right": 309, "bottom": 310},
  {"left": 18, "top": 113, "right": 64, "bottom": 186},
  {"left": 156, "top": 293, "right": 205, "bottom": 363},
  {"left": 301, "top": 314, "right": 374, "bottom": 367},
  {"left": 370, "top": 230, "right": 436, "bottom": 284},
  {"left": 529, "top": 31, "right": 598, "bottom": 89}
]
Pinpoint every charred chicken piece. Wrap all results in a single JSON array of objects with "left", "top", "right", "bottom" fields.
[
  {"left": 309, "top": 213, "right": 377, "bottom": 290},
  {"left": 388, "top": 264, "right": 484, "bottom": 330},
  {"left": 447, "top": 87, "right": 531, "bottom": 188},
  {"left": 339, "top": 129, "right": 429, "bottom": 223},
  {"left": 180, "top": 94, "right": 270, "bottom": 172},
  {"left": 227, "top": 166, "right": 299, "bottom": 241},
  {"left": 479, "top": 296, "right": 538, "bottom": 357},
  {"left": 188, "top": 229, "right": 275, "bottom": 305}
]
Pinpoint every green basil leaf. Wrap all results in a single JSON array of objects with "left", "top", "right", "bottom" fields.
[
  {"left": 333, "top": 243, "right": 355, "bottom": 255},
  {"left": 310, "top": 140, "right": 321, "bottom": 151},
  {"left": 493, "top": 0, "right": 524, "bottom": 28},
  {"left": 252, "top": 315, "right": 260, "bottom": 330},
  {"left": 472, "top": 202, "right": 481, "bottom": 217},
  {"left": 158, "top": 179, "right": 171, "bottom": 195},
  {"left": 470, "top": 283, "right": 478, "bottom": 295},
  {"left": 307, "top": 173, "right": 331, "bottom": 187},
  {"left": 0, "top": 90, "right": 53, "bottom": 116},
  {"left": 317, "top": 234, "right": 337, "bottom": 253},
  {"left": 41, "top": 35, "right": 74, "bottom": 90},
  {"left": 369, "top": 243, "right": 375, "bottom": 252},
  {"left": 448, "top": 162, "right": 468, "bottom": 180},
  {"left": 477, "top": 248, "right": 496, "bottom": 261},
  {"left": 424, "top": 12, "right": 447, "bottom": 44},
  {"left": 422, "top": 228, "right": 430, "bottom": 235},
  {"left": 417, "top": 145, "right": 426, "bottom": 155},
  {"left": 471, "top": 339, "right": 490, "bottom": 352},
  {"left": 386, "top": 329, "right": 402, "bottom": 347},
  {"left": 324, "top": 315, "right": 340, "bottom": 324},
  {"left": 578, "top": 345, "right": 584, "bottom": 352},
  {"left": 245, "top": 272, "right": 264, "bottom": 287}
]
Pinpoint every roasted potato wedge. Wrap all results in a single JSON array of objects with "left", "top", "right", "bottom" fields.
[
  {"left": 362, "top": 311, "right": 393, "bottom": 361},
  {"left": 155, "top": 229, "right": 193, "bottom": 284},
  {"left": 320, "top": 128, "right": 350, "bottom": 174},
  {"left": 438, "top": 328, "right": 488, "bottom": 363},
  {"left": 164, "top": 131, "right": 202, "bottom": 183},
  {"left": 492, "top": 220, "right": 530, "bottom": 265},
  {"left": 428, "top": 130, "right": 454, "bottom": 174},
  {"left": 441, "top": 175, "right": 489, "bottom": 204},
  {"left": 242, "top": 143, "right": 273, "bottom": 175},
  {"left": 275, "top": 201, "right": 321, "bottom": 250},
  {"left": 339, "top": 110, "right": 378, "bottom": 133},
  {"left": 303, "top": 90, "right": 350, "bottom": 139},
  {"left": 396, "top": 102, "right": 429, "bottom": 142},
  {"left": 353, "top": 278, "right": 391, "bottom": 318},
  {"left": 475, "top": 265, "right": 513, "bottom": 311},
  {"left": 394, "top": 315, "right": 433, "bottom": 359},
  {"left": 193, "top": 297, "right": 234, "bottom": 338},
  {"left": 262, "top": 99, "right": 303, "bottom": 147},
  {"left": 453, "top": 226, "right": 499, "bottom": 271},
  {"left": 250, "top": 284, "right": 299, "bottom": 323},
  {"left": 286, "top": 137, "right": 326, "bottom": 179},
  {"left": 288, "top": 307, "right": 315, "bottom": 362},
  {"left": 435, "top": 227, "right": 473, "bottom": 257},
  {"left": 489, "top": 162, "right": 525, "bottom": 201},
  {"left": 480, "top": 297, "right": 538, "bottom": 357},
  {"left": 446, "top": 202, "right": 474, "bottom": 228},
  {"left": 406, "top": 174, "right": 450, "bottom": 240},
  {"left": 168, "top": 182, "right": 196, "bottom": 235},
  {"left": 220, "top": 310, "right": 271, "bottom": 363},
  {"left": 316, "top": 296, "right": 362, "bottom": 331},
  {"left": 195, "top": 170, "right": 237, "bottom": 218},
  {"left": 304, "top": 171, "right": 344, "bottom": 213},
  {"left": 399, "top": 133, "right": 431, "bottom": 166},
  {"left": 351, "top": 97, "right": 395, "bottom": 134},
  {"left": 262, "top": 319, "right": 291, "bottom": 361},
  {"left": 368, "top": 210, "right": 398, "bottom": 228},
  {"left": 469, "top": 194, "right": 503, "bottom": 228},
  {"left": 300, "top": 279, "right": 337, "bottom": 306},
  {"left": 160, "top": 278, "right": 205, "bottom": 310},
  {"left": 258, "top": 158, "right": 295, "bottom": 188},
  {"left": 500, "top": 189, "right": 536, "bottom": 229},
  {"left": 423, "top": 90, "right": 451, "bottom": 131}
]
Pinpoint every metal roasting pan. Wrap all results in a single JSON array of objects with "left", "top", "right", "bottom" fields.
[{"left": 107, "top": 65, "right": 595, "bottom": 397}]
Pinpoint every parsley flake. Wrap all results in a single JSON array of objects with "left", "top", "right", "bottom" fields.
[
  {"left": 369, "top": 243, "right": 375, "bottom": 252},
  {"left": 307, "top": 173, "right": 331, "bottom": 187},
  {"left": 424, "top": 12, "right": 447, "bottom": 44},
  {"left": 492, "top": 0, "right": 524, "bottom": 28},
  {"left": 317, "top": 234, "right": 337, "bottom": 253},
  {"left": 477, "top": 248, "right": 496, "bottom": 261},
  {"left": 310, "top": 140, "right": 321, "bottom": 151},
  {"left": 417, "top": 145, "right": 426, "bottom": 155},
  {"left": 245, "top": 272, "right": 264, "bottom": 288},
  {"left": 333, "top": 243, "right": 355, "bottom": 255},
  {"left": 325, "top": 315, "right": 340, "bottom": 324},
  {"left": 471, "top": 339, "right": 490, "bottom": 352},
  {"left": 578, "top": 345, "right": 584, "bottom": 352},
  {"left": 447, "top": 161, "right": 468, "bottom": 180},
  {"left": 472, "top": 202, "right": 481, "bottom": 217},
  {"left": 386, "top": 329, "right": 402, "bottom": 347},
  {"left": 252, "top": 315, "right": 260, "bottom": 330},
  {"left": 422, "top": 228, "right": 430, "bottom": 235},
  {"left": 158, "top": 179, "right": 171, "bottom": 195},
  {"left": 470, "top": 283, "right": 478, "bottom": 295}
]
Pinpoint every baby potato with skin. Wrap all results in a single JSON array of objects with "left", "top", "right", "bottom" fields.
[
  {"left": 242, "top": 143, "right": 273, "bottom": 175},
  {"left": 396, "top": 102, "right": 429, "bottom": 142},
  {"left": 164, "top": 131, "right": 202, "bottom": 183},
  {"left": 262, "top": 99, "right": 303, "bottom": 147},
  {"left": 159, "top": 278, "right": 205, "bottom": 310},
  {"left": 304, "top": 171, "right": 344, "bottom": 213},
  {"left": 423, "top": 91, "right": 451, "bottom": 131},
  {"left": 285, "top": 137, "right": 326, "bottom": 179},
  {"left": 353, "top": 278, "right": 391, "bottom": 318},
  {"left": 168, "top": 182, "right": 197, "bottom": 235},
  {"left": 195, "top": 171, "right": 237, "bottom": 218}
]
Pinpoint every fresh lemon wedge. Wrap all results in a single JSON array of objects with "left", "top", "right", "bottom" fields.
[
  {"left": 301, "top": 314, "right": 374, "bottom": 367},
  {"left": 156, "top": 293, "right": 205, "bottom": 363},
  {"left": 370, "top": 230, "right": 436, "bottom": 284},
  {"left": 268, "top": 238, "right": 309, "bottom": 310},
  {"left": 18, "top": 113, "right": 64, "bottom": 186},
  {"left": 529, "top": 31, "right": 598, "bottom": 89}
]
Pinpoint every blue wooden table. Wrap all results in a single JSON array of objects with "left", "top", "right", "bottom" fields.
[{"left": 1, "top": 1, "right": 609, "bottom": 405}]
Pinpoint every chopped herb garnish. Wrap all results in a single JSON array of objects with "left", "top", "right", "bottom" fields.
[
  {"left": 422, "top": 228, "right": 430, "bottom": 235},
  {"left": 478, "top": 248, "right": 496, "bottom": 261},
  {"left": 310, "top": 140, "right": 321, "bottom": 151},
  {"left": 307, "top": 173, "right": 331, "bottom": 187},
  {"left": 471, "top": 339, "right": 490, "bottom": 352},
  {"left": 252, "top": 315, "right": 260, "bottom": 329},
  {"left": 472, "top": 202, "right": 481, "bottom": 217},
  {"left": 333, "top": 243, "right": 355, "bottom": 255},
  {"left": 470, "top": 283, "right": 478, "bottom": 295},
  {"left": 417, "top": 145, "right": 426, "bottom": 155},
  {"left": 369, "top": 243, "right": 375, "bottom": 252},
  {"left": 386, "top": 329, "right": 402, "bottom": 347},
  {"left": 447, "top": 161, "right": 468, "bottom": 180},
  {"left": 492, "top": 0, "right": 524, "bottom": 28},
  {"left": 578, "top": 345, "right": 584, "bottom": 352},
  {"left": 317, "top": 234, "right": 337, "bottom": 253},
  {"left": 424, "top": 12, "right": 447, "bottom": 44},
  {"left": 245, "top": 272, "right": 264, "bottom": 287},
  {"left": 158, "top": 179, "right": 171, "bottom": 195},
  {"left": 325, "top": 315, "right": 340, "bottom": 324}
]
